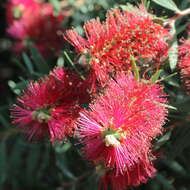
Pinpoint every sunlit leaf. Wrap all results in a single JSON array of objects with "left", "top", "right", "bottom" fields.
[{"left": 152, "top": 0, "right": 180, "bottom": 12}]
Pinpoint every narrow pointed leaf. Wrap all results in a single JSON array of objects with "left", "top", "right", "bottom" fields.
[
  {"left": 169, "top": 22, "right": 178, "bottom": 71},
  {"left": 131, "top": 56, "right": 140, "bottom": 81},
  {"left": 152, "top": 0, "right": 180, "bottom": 12},
  {"left": 150, "top": 69, "right": 162, "bottom": 83},
  {"left": 22, "top": 52, "right": 34, "bottom": 74},
  {"left": 159, "top": 72, "right": 177, "bottom": 82},
  {"left": 156, "top": 174, "right": 175, "bottom": 190},
  {"left": 30, "top": 47, "right": 50, "bottom": 74},
  {"left": 57, "top": 56, "right": 64, "bottom": 67}
]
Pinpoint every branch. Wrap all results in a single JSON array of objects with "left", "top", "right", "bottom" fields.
[{"left": 165, "top": 8, "right": 190, "bottom": 26}]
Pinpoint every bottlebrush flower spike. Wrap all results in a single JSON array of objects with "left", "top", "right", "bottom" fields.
[
  {"left": 77, "top": 72, "right": 168, "bottom": 190},
  {"left": 6, "top": 0, "right": 65, "bottom": 57},
  {"left": 65, "top": 7, "right": 169, "bottom": 84},
  {"left": 178, "top": 39, "right": 190, "bottom": 93},
  {"left": 10, "top": 69, "right": 87, "bottom": 142}
]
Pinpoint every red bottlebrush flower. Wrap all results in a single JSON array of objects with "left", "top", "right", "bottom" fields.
[
  {"left": 6, "top": 0, "right": 65, "bottom": 57},
  {"left": 11, "top": 71, "right": 84, "bottom": 142},
  {"left": 178, "top": 40, "right": 190, "bottom": 93},
  {"left": 77, "top": 73, "right": 168, "bottom": 189},
  {"left": 6, "top": 0, "right": 40, "bottom": 24},
  {"left": 65, "top": 7, "right": 169, "bottom": 84},
  {"left": 100, "top": 152, "right": 156, "bottom": 190},
  {"left": 50, "top": 67, "right": 97, "bottom": 104}
]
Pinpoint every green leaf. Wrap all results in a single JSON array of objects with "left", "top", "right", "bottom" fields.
[
  {"left": 158, "top": 103, "right": 177, "bottom": 110},
  {"left": 150, "top": 69, "right": 162, "bottom": 83},
  {"left": 169, "top": 40, "right": 178, "bottom": 71},
  {"left": 144, "top": 0, "right": 151, "bottom": 10},
  {"left": 162, "top": 159, "right": 187, "bottom": 176},
  {"left": 120, "top": 2, "right": 150, "bottom": 16},
  {"left": 159, "top": 72, "right": 178, "bottom": 82},
  {"left": 64, "top": 51, "right": 85, "bottom": 80},
  {"left": 32, "top": 71, "right": 45, "bottom": 77},
  {"left": 55, "top": 142, "right": 72, "bottom": 153},
  {"left": 30, "top": 46, "right": 50, "bottom": 74},
  {"left": 119, "top": 3, "right": 133, "bottom": 11},
  {"left": 152, "top": 0, "right": 180, "bottom": 12},
  {"left": 13, "top": 58, "right": 26, "bottom": 72},
  {"left": 22, "top": 52, "right": 34, "bottom": 74},
  {"left": 57, "top": 56, "right": 65, "bottom": 67},
  {"left": 156, "top": 131, "right": 171, "bottom": 147},
  {"left": 8, "top": 80, "right": 28, "bottom": 95},
  {"left": 131, "top": 56, "right": 140, "bottom": 81},
  {"left": 156, "top": 174, "right": 175, "bottom": 190},
  {"left": 8, "top": 80, "right": 27, "bottom": 90},
  {"left": 176, "top": 23, "right": 188, "bottom": 35},
  {"left": 49, "top": 0, "right": 61, "bottom": 15},
  {"left": 56, "top": 152, "right": 76, "bottom": 179},
  {"left": 169, "top": 22, "right": 178, "bottom": 71}
]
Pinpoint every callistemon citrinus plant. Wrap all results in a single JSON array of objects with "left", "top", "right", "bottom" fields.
[
  {"left": 65, "top": 7, "right": 169, "bottom": 84},
  {"left": 9, "top": 2, "right": 176, "bottom": 190}
]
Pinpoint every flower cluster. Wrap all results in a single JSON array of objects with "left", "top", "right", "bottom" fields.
[
  {"left": 11, "top": 67, "right": 93, "bottom": 142},
  {"left": 6, "top": 0, "right": 65, "bottom": 57},
  {"left": 10, "top": 3, "right": 170, "bottom": 190},
  {"left": 65, "top": 8, "right": 169, "bottom": 84},
  {"left": 178, "top": 40, "right": 190, "bottom": 93},
  {"left": 77, "top": 73, "right": 168, "bottom": 190}
]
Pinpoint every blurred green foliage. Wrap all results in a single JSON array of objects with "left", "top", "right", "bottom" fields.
[{"left": 1, "top": 0, "right": 190, "bottom": 190}]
